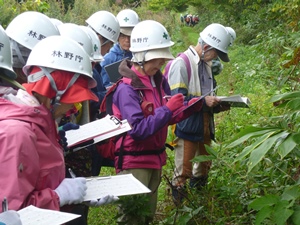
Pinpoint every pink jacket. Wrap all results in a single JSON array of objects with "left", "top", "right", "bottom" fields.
[
  {"left": 112, "top": 61, "right": 203, "bottom": 173},
  {"left": 0, "top": 98, "right": 65, "bottom": 210}
]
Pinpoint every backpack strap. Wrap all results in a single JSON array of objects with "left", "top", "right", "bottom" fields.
[
  {"left": 163, "top": 52, "right": 191, "bottom": 83},
  {"left": 178, "top": 53, "right": 191, "bottom": 83}
]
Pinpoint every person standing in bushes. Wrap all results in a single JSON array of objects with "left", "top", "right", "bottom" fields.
[
  {"left": 5, "top": 11, "right": 60, "bottom": 84},
  {"left": 165, "top": 23, "right": 234, "bottom": 205},
  {"left": 100, "top": 9, "right": 140, "bottom": 88},
  {"left": 85, "top": 10, "right": 121, "bottom": 175},
  {"left": 112, "top": 20, "right": 204, "bottom": 224}
]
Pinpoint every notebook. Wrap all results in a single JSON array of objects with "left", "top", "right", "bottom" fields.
[{"left": 104, "top": 58, "right": 127, "bottom": 83}]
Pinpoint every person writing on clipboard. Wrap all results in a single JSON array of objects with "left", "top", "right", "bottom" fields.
[
  {"left": 100, "top": 9, "right": 140, "bottom": 88},
  {"left": 0, "top": 36, "right": 117, "bottom": 213},
  {"left": 111, "top": 20, "right": 204, "bottom": 224},
  {"left": 165, "top": 23, "right": 234, "bottom": 205}
]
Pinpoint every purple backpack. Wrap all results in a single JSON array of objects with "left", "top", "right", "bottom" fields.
[{"left": 163, "top": 53, "right": 191, "bottom": 82}]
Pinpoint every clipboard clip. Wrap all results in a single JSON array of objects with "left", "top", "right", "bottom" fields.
[
  {"left": 110, "top": 116, "right": 122, "bottom": 125},
  {"left": 2, "top": 197, "right": 8, "bottom": 212}
]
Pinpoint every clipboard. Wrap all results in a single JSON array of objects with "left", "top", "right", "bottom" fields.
[
  {"left": 104, "top": 58, "right": 127, "bottom": 83},
  {"left": 65, "top": 115, "right": 127, "bottom": 147},
  {"left": 173, "top": 86, "right": 219, "bottom": 117}
]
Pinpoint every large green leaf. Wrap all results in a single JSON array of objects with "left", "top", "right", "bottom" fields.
[
  {"left": 254, "top": 206, "right": 272, "bottom": 225},
  {"left": 278, "top": 133, "right": 297, "bottom": 159},
  {"left": 292, "top": 133, "right": 300, "bottom": 144},
  {"left": 266, "top": 91, "right": 300, "bottom": 103},
  {"left": 226, "top": 128, "right": 278, "bottom": 149},
  {"left": 272, "top": 200, "right": 293, "bottom": 225},
  {"left": 291, "top": 205, "right": 300, "bottom": 225},
  {"left": 204, "top": 144, "right": 218, "bottom": 157},
  {"left": 248, "top": 131, "right": 288, "bottom": 173},
  {"left": 286, "top": 98, "right": 300, "bottom": 111},
  {"left": 281, "top": 185, "right": 300, "bottom": 202},
  {"left": 249, "top": 195, "right": 279, "bottom": 210},
  {"left": 234, "top": 131, "right": 278, "bottom": 162}
]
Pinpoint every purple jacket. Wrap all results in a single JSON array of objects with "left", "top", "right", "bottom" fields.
[
  {"left": 0, "top": 98, "right": 64, "bottom": 211},
  {"left": 112, "top": 60, "right": 203, "bottom": 173}
]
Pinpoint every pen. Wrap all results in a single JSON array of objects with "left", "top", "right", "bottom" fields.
[
  {"left": 2, "top": 197, "right": 7, "bottom": 212},
  {"left": 163, "top": 95, "right": 172, "bottom": 99},
  {"left": 68, "top": 168, "right": 76, "bottom": 178},
  {"left": 86, "top": 176, "right": 112, "bottom": 181}
]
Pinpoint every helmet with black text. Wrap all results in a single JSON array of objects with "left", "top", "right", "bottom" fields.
[
  {"left": 79, "top": 26, "right": 104, "bottom": 62},
  {"left": 6, "top": 11, "right": 60, "bottom": 68},
  {"left": 23, "top": 36, "right": 97, "bottom": 106},
  {"left": 199, "top": 23, "right": 231, "bottom": 62},
  {"left": 58, "top": 23, "right": 94, "bottom": 62},
  {"left": 225, "top": 27, "right": 236, "bottom": 46},
  {"left": 0, "top": 25, "right": 23, "bottom": 89},
  {"left": 130, "top": 20, "right": 174, "bottom": 63},
  {"left": 0, "top": 25, "right": 16, "bottom": 80},
  {"left": 85, "top": 11, "right": 120, "bottom": 44},
  {"left": 116, "top": 9, "right": 139, "bottom": 36}
]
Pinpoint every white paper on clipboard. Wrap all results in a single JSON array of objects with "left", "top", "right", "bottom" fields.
[
  {"left": 65, "top": 115, "right": 122, "bottom": 147},
  {"left": 18, "top": 205, "right": 80, "bottom": 225},
  {"left": 84, "top": 174, "right": 151, "bottom": 201}
]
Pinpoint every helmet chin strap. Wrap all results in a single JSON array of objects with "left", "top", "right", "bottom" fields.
[
  {"left": 39, "top": 67, "right": 80, "bottom": 113},
  {"left": 133, "top": 51, "right": 147, "bottom": 73},
  {"left": 201, "top": 43, "right": 214, "bottom": 61},
  {"left": 11, "top": 40, "right": 26, "bottom": 66}
]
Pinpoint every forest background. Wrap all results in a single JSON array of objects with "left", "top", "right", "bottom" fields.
[{"left": 1, "top": 0, "right": 300, "bottom": 224}]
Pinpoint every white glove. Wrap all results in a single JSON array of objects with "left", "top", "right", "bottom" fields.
[
  {"left": 54, "top": 178, "right": 87, "bottom": 207},
  {"left": 0, "top": 210, "right": 22, "bottom": 225},
  {"left": 86, "top": 195, "right": 119, "bottom": 207}
]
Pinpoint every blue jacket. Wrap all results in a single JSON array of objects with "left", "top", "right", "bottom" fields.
[
  {"left": 90, "top": 63, "right": 107, "bottom": 120},
  {"left": 100, "top": 43, "right": 132, "bottom": 87}
]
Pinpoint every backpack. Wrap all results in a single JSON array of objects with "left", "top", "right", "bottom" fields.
[
  {"left": 96, "top": 79, "right": 151, "bottom": 162},
  {"left": 163, "top": 52, "right": 191, "bottom": 83},
  {"left": 96, "top": 79, "right": 125, "bottom": 161}
]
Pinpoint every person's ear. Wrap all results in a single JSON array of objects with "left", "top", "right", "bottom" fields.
[{"left": 203, "top": 44, "right": 211, "bottom": 51}]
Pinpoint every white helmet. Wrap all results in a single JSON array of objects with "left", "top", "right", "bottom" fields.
[
  {"left": 0, "top": 25, "right": 16, "bottom": 80},
  {"left": 200, "top": 23, "right": 231, "bottom": 53},
  {"left": 117, "top": 9, "right": 139, "bottom": 36},
  {"left": 86, "top": 11, "right": 120, "bottom": 43},
  {"left": 117, "top": 9, "right": 139, "bottom": 28},
  {"left": 79, "top": 26, "right": 103, "bottom": 62},
  {"left": 199, "top": 23, "right": 231, "bottom": 62},
  {"left": 58, "top": 23, "right": 94, "bottom": 62},
  {"left": 6, "top": 11, "right": 60, "bottom": 50},
  {"left": 130, "top": 20, "right": 174, "bottom": 52},
  {"left": 50, "top": 18, "right": 64, "bottom": 28},
  {"left": 226, "top": 27, "right": 236, "bottom": 46},
  {"left": 23, "top": 36, "right": 96, "bottom": 88}
]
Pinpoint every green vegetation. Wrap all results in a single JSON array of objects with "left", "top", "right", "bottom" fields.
[{"left": 1, "top": 0, "right": 300, "bottom": 224}]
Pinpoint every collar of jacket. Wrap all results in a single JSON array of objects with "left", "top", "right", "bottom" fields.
[{"left": 119, "top": 59, "right": 164, "bottom": 90}]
